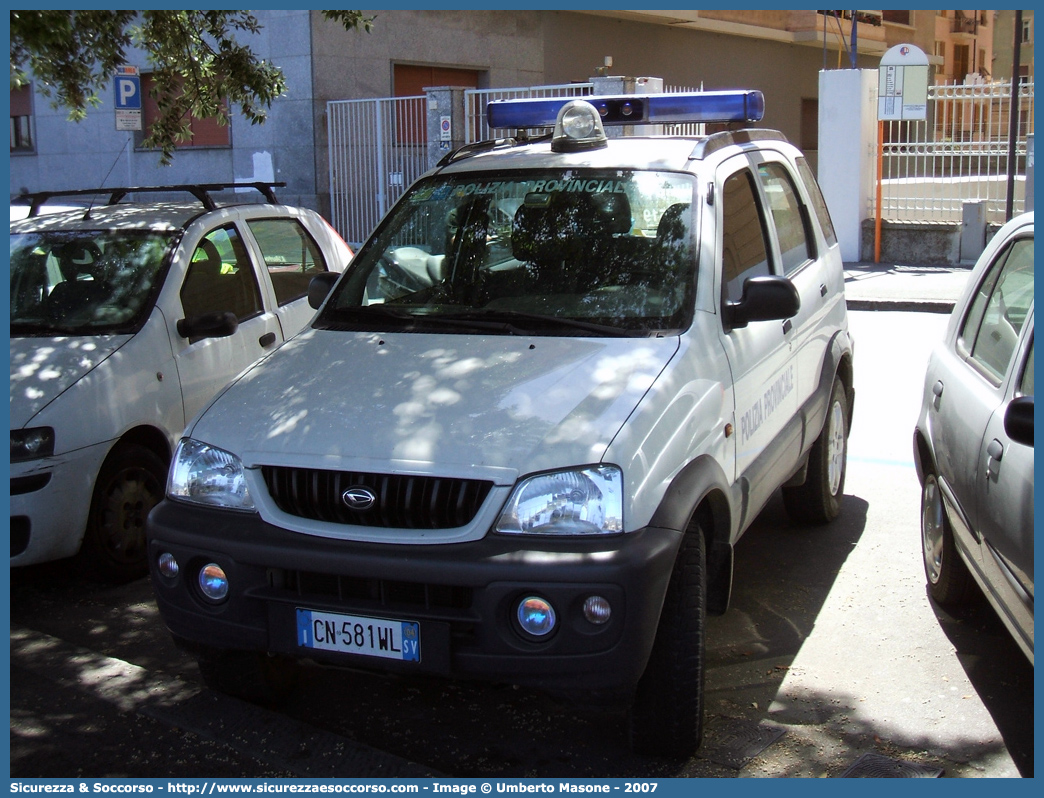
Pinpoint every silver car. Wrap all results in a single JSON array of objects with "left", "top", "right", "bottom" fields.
[{"left": 914, "top": 211, "right": 1034, "bottom": 663}]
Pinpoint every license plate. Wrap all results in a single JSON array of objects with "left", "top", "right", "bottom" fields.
[{"left": 296, "top": 608, "right": 420, "bottom": 662}]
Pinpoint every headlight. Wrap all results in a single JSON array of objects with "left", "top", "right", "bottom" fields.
[
  {"left": 495, "top": 465, "right": 623, "bottom": 535},
  {"left": 11, "top": 427, "right": 55, "bottom": 463},
  {"left": 168, "top": 438, "right": 254, "bottom": 511}
]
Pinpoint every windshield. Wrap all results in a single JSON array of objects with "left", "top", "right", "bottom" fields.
[
  {"left": 319, "top": 169, "right": 698, "bottom": 336},
  {"left": 10, "top": 230, "right": 173, "bottom": 336}
]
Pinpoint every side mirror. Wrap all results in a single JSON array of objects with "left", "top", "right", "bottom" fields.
[
  {"left": 177, "top": 311, "right": 238, "bottom": 341},
  {"left": 724, "top": 275, "right": 801, "bottom": 329},
  {"left": 308, "top": 271, "right": 340, "bottom": 309},
  {"left": 1004, "top": 395, "right": 1034, "bottom": 447}
]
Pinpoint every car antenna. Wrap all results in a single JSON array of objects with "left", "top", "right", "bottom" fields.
[{"left": 88, "top": 140, "right": 132, "bottom": 220}]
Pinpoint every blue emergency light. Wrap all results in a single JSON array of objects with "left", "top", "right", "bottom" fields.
[{"left": 487, "top": 90, "right": 765, "bottom": 130}]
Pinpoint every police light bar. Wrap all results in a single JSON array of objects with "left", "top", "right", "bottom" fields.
[{"left": 487, "top": 90, "right": 765, "bottom": 130}]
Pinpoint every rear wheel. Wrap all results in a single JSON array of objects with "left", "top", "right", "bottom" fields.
[
  {"left": 79, "top": 444, "right": 166, "bottom": 583},
  {"left": 783, "top": 377, "right": 848, "bottom": 525},
  {"left": 196, "top": 647, "right": 300, "bottom": 705},
  {"left": 921, "top": 470, "right": 975, "bottom": 606},
  {"left": 629, "top": 528, "right": 706, "bottom": 757}
]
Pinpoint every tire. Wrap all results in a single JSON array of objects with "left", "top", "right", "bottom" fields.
[
  {"left": 629, "top": 529, "right": 706, "bottom": 757},
  {"left": 79, "top": 444, "right": 167, "bottom": 583},
  {"left": 196, "top": 647, "right": 300, "bottom": 705},
  {"left": 783, "top": 377, "right": 849, "bottom": 525},
  {"left": 920, "top": 470, "right": 975, "bottom": 607}
]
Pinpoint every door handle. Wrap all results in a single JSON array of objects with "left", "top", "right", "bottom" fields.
[
  {"left": 259, "top": 332, "right": 277, "bottom": 348},
  {"left": 986, "top": 438, "right": 1004, "bottom": 481},
  {"left": 932, "top": 380, "right": 944, "bottom": 398},
  {"left": 987, "top": 438, "right": 1004, "bottom": 461},
  {"left": 820, "top": 283, "right": 828, "bottom": 297},
  {"left": 782, "top": 319, "right": 793, "bottom": 335}
]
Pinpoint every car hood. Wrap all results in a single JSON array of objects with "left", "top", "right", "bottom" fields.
[
  {"left": 10, "top": 335, "right": 131, "bottom": 428},
  {"left": 190, "top": 328, "right": 679, "bottom": 483}
]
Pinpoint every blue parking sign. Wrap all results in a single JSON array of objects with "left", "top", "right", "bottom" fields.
[{"left": 114, "top": 74, "right": 141, "bottom": 110}]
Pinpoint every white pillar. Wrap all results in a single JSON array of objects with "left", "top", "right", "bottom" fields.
[{"left": 817, "top": 69, "right": 878, "bottom": 262}]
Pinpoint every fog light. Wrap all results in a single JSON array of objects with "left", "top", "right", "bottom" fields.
[
  {"left": 583, "top": 595, "right": 612, "bottom": 625},
  {"left": 517, "top": 596, "right": 556, "bottom": 637},
  {"left": 157, "top": 552, "right": 179, "bottom": 578},
  {"left": 198, "top": 563, "right": 229, "bottom": 602}
]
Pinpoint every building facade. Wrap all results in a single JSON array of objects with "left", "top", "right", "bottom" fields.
[{"left": 10, "top": 10, "right": 1028, "bottom": 224}]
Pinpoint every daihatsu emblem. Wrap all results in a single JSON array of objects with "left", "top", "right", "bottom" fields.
[{"left": 342, "top": 487, "right": 376, "bottom": 511}]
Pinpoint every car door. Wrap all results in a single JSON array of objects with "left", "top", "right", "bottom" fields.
[
  {"left": 172, "top": 222, "right": 284, "bottom": 422},
  {"left": 713, "top": 155, "right": 800, "bottom": 524},
  {"left": 974, "top": 279, "right": 1033, "bottom": 658},
  {"left": 242, "top": 216, "right": 334, "bottom": 340},
  {"left": 930, "top": 229, "right": 1034, "bottom": 563},
  {"left": 751, "top": 155, "right": 840, "bottom": 407}
]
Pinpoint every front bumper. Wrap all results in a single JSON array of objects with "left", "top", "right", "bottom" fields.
[
  {"left": 147, "top": 499, "right": 682, "bottom": 700},
  {"left": 10, "top": 441, "right": 110, "bottom": 564}
]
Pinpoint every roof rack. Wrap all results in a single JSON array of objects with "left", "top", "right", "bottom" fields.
[{"left": 14, "top": 182, "right": 287, "bottom": 218}]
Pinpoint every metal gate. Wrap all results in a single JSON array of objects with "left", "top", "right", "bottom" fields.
[
  {"left": 465, "top": 83, "right": 594, "bottom": 143},
  {"left": 327, "top": 96, "right": 427, "bottom": 247},
  {"left": 878, "top": 79, "right": 1034, "bottom": 223}
]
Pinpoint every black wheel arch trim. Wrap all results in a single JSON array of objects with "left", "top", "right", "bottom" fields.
[{"left": 647, "top": 454, "right": 734, "bottom": 615}]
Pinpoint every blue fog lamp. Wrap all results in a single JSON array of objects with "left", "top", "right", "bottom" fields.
[
  {"left": 198, "top": 563, "right": 229, "bottom": 602},
  {"left": 517, "top": 596, "right": 557, "bottom": 637}
]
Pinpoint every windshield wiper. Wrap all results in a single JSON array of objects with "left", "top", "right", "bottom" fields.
[
  {"left": 10, "top": 321, "right": 82, "bottom": 336},
  {"left": 450, "top": 309, "right": 621, "bottom": 337},
  {"left": 322, "top": 305, "right": 624, "bottom": 337}
]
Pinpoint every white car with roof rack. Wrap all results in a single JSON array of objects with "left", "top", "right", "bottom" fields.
[
  {"left": 146, "top": 93, "right": 853, "bottom": 756},
  {"left": 10, "top": 182, "right": 353, "bottom": 581}
]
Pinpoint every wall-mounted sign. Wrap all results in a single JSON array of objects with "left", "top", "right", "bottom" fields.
[
  {"left": 878, "top": 44, "right": 929, "bottom": 121},
  {"left": 114, "top": 65, "right": 142, "bottom": 131}
]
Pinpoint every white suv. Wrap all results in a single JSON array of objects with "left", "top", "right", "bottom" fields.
[
  {"left": 10, "top": 183, "right": 353, "bottom": 581},
  {"left": 147, "top": 95, "right": 854, "bottom": 756}
]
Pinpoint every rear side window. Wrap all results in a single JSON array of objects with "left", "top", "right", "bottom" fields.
[
  {"left": 796, "top": 157, "right": 837, "bottom": 247},
  {"left": 721, "top": 170, "right": 771, "bottom": 302},
  {"left": 958, "top": 236, "right": 1034, "bottom": 383},
  {"left": 247, "top": 218, "right": 328, "bottom": 306},
  {"left": 757, "top": 162, "right": 814, "bottom": 275}
]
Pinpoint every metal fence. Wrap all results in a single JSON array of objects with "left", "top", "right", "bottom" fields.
[
  {"left": 878, "top": 79, "right": 1034, "bottom": 224},
  {"left": 327, "top": 96, "right": 428, "bottom": 247},
  {"left": 465, "top": 83, "right": 594, "bottom": 143}
]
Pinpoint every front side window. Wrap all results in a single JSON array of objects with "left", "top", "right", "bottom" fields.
[
  {"left": 721, "top": 170, "right": 771, "bottom": 303},
  {"left": 319, "top": 170, "right": 698, "bottom": 336},
  {"left": 1017, "top": 337, "right": 1033, "bottom": 396},
  {"left": 10, "top": 230, "right": 173, "bottom": 335},
  {"left": 180, "top": 226, "right": 263, "bottom": 321},
  {"left": 246, "top": 218, "right": 328, "bottom": 306},
  {"left": 958, "top": 236, "right": 1034, "bottom": 382}
]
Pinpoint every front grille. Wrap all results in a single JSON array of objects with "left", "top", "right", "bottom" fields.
[
  {"left": 278, "top": 568, "right": 474, "bottom": 611},
  {"left": 261, "top": 466, "right": 493, "bottom": 529}
]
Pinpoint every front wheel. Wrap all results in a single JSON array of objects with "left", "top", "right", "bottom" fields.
[
  {"left": 783, "top": 377, "right": 849, "bottom": 525},
  {"left": 629, "top": 529, "right": 706, "bottom": 757},
  {"left": 79, "top": 444, "right": 167, "bottom": 583}
]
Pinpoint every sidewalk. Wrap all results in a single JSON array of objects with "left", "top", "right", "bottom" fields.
[{"left": 843, "top": 261, "right": 973, "bottom": 314}]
